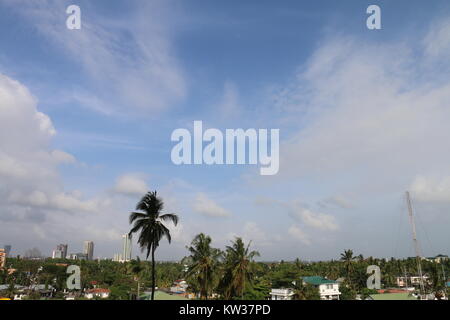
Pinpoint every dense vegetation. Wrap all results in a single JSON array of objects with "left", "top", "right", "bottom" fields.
[{"left": 1, "top": 246, "right": 448, "bottom": 300}]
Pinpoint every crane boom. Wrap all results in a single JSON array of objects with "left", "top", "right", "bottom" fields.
[{"left": 405, "top": 191, "right": 425, "bottom": 296}]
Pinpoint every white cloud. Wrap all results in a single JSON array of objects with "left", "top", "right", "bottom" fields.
[
  {"left": 3, "top": 0, "right": 186, "bottom": 115},
  {"left": 290, "top": 205, "right": 339, "bottom": 231},
  {"left": 0, "top": 72, "right": 107, "bottom": 222},
  {"left": 267, "top": 19, "right": 450, "bottom": 196},
  {"left": 166, "top": 222, "right": 191, "bottom": 244},
  {"left": 423, "top": 19, "right": 450, "bottom": 59},
  {"left": 288, "top": 225, "right": 311, "bottom": 245},
  {"left": 113, "top": 174, "right": 149, "bottom": 197},
  {"left": 51, "top": 150, "right": 76, "bottom": 164},
  {"left": 410, "top": 175, "right": 450, "bottom": 203},
  {"left": 193, "top": 192, "right": 231, "bottom": 217},
  {"left": 318, "top": 196, "right": 353, "bottom": 209},
  {"left": 242, "top": 222, "right": 266, "bottom": 243}
]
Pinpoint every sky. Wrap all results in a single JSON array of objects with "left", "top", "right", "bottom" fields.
[{"left": 0, "top": 0, "right": 449, "bottom": 261}]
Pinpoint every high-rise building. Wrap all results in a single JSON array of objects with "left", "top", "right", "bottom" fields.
[
  {"left": 4, "top": 245, "right": 11, "bottom": 257},
  {"left": 83, "top": 241, "right": 94, "bottom": 260},
  {"left": 56, "top": 244, "right": 68, "bottom": 259},
  {"left": 52, "top": 244, "right": 68, "bottom": 259},
  {"left": 122, "top": 234, "right": 132, "bottom": 262},
  {"left": 52, "top": 249, "right": 63, "bottom": 259},
  {"left": 0, "top": 248, "right": 6, "bottom": 268}
]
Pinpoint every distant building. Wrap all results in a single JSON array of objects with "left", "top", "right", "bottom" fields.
[
  {"left": 52, "top": 250, "right": 63, "bottom": 259},
  {"left": 302, "top": 276, "right": 341, "bottom": 300},
  {"left": 270, "top": 288, "right": 294, "bottom": 300},
  {"left": 0, "top": 249, "right": 6, "bottom": 268},
  {"left": 396, "top": 275, "right": 430, "bottom": 287},
  {"left": 424, "top": 254, "right": 449, "bottom": 263},
  {"left": 113, "top": 234, "right": 132, "bottom": 263},
  {"left": 68, "top": 253, "right": 88, "bottom": 260},
  {"left": 52, "top": 244, "right": 68, "bottom": 259},
  {"left": 84, "top": 241, "right": 94, "bottom": 260},
  {"left": 122, "top": 234, "right": 132, "bottom": 262},
  {"left": 4, "top": 245, "right": 11, "bottom": 257},
  {"left": 57, "top": 244, "right": 68, "bottom": 259},
  {"left": 170, "top": 280, "right": 189, "bottom": 294},
  {"left": 85, "top": 288, "right": 110, "bottom": 299}
]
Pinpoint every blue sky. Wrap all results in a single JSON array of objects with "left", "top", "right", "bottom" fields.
[{"left": 0, "top": 0, "right": 449, "bottom": 261}]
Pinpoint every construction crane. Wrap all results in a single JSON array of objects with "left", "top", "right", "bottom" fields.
[{"left": 405, "top": 191, "right": 425, "bottom": 298}]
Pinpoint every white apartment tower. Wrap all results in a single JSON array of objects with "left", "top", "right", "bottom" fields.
[
  {"left": 84, "top": 241, "right": 94, "bottom": 260},
  {"left": 122, "top": 234, "right": 132, "bottom": 262}
]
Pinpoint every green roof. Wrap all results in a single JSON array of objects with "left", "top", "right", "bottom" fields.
[
  {"left": 369, "top": 293, "right": 417, "bottom": 300},
  {"left": 140, "top": 290, "right": 188, "bottom": 300},
  {"left": 302, "top": 276, "right": 336, "bottom": 285}
]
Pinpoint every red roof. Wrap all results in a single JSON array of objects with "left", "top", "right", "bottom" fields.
[
  {"left": 377, "top": 289, "right": 408, "bottom": 294},
  {"left": 86, "top": 288, "right": 110, "bottom": 294}
]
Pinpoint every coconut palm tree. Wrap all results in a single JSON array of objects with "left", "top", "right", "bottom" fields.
[
  {"left": 340, "top": 250, "right": 354, "bottom": 274},
  {"left": 340, "top": 249, "right": 355, "bottom": 288},
  {"left": 186, "top": 233, "right": 222, "bottom": 299},
  {"left": 221, "top": 237, "right": 260, "bottom": 299},
  {"left": 128, "top": 191, "right": 179, "bottom": 300}
]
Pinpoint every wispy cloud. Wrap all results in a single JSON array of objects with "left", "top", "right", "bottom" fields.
[
  {"left": 193, "top": 192, "right": 232, "bottom": 218},
  {"left": 2, "top": 0, "right": 186, "bottom": 116}
]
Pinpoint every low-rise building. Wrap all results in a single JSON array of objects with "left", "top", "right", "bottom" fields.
[
  {"left": 269, "top": 288, "right": 294, "bottom": 300},
  {"left": 424, "top": 254, "right": 449, "bottom": 263},
  {"left": 170, "top": 279, "right": 189, "bottom": 294},
  {"left": 302, "top": 276, "right": 341, "bottom": 300},
  {"left": 84, "top": 288, "right": 110, "bottom": 299},
  {"left": 0, "top": 249, "right": 6, "bottom": 268},
  {"left": 396, "top": 275, "right": 430, "bottom": 287}
]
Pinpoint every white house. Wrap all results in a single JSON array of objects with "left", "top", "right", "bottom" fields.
[
  {"left": 424, "top": 254, "right": 449, "bottom": 263},
  {"left": 170, "top": 279, "right": 189, "bottom": 294},
  {"left": 396, "top": 275, "right": 430, "bottom": 287},
  {"left": 84, "top": 288, "right": 110, "bottom": 299},
  {"left": 270, "top": 288, "right": 294, "bottom": 300},
  {"left": 302, "top": 276, "right": 341, "bottom": 300}
]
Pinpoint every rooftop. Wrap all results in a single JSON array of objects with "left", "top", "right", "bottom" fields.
[
  {"left": 369, "top": 293, "right": 417, "bottom": 300},
  {"left": 140, "top": 290, "right": 188, "bottom": 300},
  {"left": 302, "top": 276, "right": 337, "bottom": 285},
  {"left": 86, "top": 288, "right": 110, "bottom": 294}
]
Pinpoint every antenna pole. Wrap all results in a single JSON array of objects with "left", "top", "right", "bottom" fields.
[{"left": 405, "top": 191, "right": 425, "bottom": 297}]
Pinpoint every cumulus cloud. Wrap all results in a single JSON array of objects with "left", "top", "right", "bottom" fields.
[
  {"left": 409, "top": 175, "right": 450, "bottom": 203},
  {"left": 193, "top": 192, "right": 231, "bottom": 217},
  {"left": 51, "top": 150, "right": 77, "bottom": 164},
  {"left": 0, "top": 73, "right": 105, "bottom": 222},
  {"left": 290, "top": 205, "right": 339, "bottom": 231},
  {"left": 288, "top": 225, "right": 311, "bottom": 245},
  {"left": 113, "top": 174, "right": 149, "bottom": 197}
]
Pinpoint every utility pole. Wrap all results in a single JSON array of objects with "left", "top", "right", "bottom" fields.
[{"left": 405, "top": 191, "right": 425, "bottom": 298}]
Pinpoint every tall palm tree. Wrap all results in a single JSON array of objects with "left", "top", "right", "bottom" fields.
[
  {"left": 186, "top": 233, "right": 222, "bottom": 299},
  {"left": 128, "top": 191, "right": 179, "bottom": 300},
  {"left": 340, "top": 249, "right": 355, "bottom": 287},
  {"left": 222, "top": 237, "right": 260, "bottom": 299}
]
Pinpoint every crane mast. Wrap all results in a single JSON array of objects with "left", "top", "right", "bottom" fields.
[{"left": 405, "top": 191, "right": 425, "bottom": 297}]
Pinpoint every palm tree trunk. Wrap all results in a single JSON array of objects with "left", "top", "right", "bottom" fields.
[
  {"left": 151, "top": 246, "right": 156, "bottom": 300},
  {"left": 137, "top": 280, "right": 140, "bottom": 300}
]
